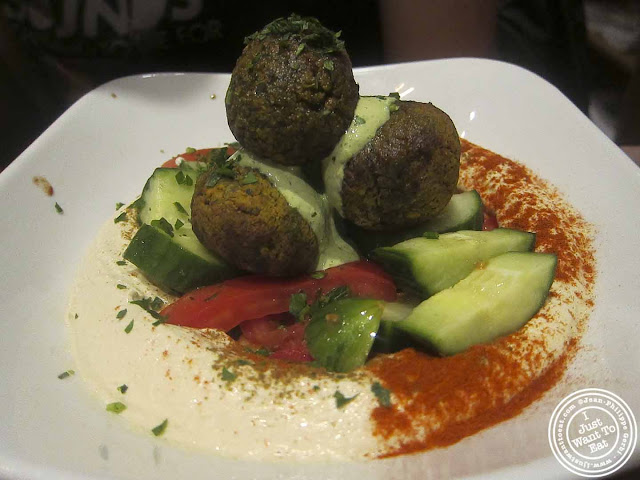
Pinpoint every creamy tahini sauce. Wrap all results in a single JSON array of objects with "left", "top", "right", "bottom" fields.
[
  {"left": 66, "top": 142, "right": 595, "bottom": 462},
  {"left": 67, "top": 214, "right": 383, "bottom": 461},
  {"left": 233, "top": 150, "right": 359, "bottom": 269},
  {"left": 322, "top": 96, "right": 398, "bottom": 215}
]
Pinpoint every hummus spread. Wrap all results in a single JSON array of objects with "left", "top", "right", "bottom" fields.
[{"left": 66, "top": 139, "right": 595, "bottom": 461}]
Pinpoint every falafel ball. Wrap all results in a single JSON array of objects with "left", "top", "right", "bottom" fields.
[
  {"left": 225, "top": 14, "right": 359, "bottom": 166},
  {"left": 340, "top": 100, "right": 460, "bottom": 231},
  {"left": 191, "top": 165, "right": 319, "bottom": 276}
]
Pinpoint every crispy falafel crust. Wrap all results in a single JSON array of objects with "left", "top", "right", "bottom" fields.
[
  {"left": 191, "top": 166, "right": 319, "bottom": 276},
  {"left": 226, "top": 31, "right": 358, "bottom": 166},
  {"left": 341, "top": 101, "right": 460, "bottom": 230}
]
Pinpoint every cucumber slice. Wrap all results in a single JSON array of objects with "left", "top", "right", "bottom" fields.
[
  {"left": 125, "top": 165, "right": 236, "bottom": 293},
  {"left": 347, "top": 190, "right": 484, "bottom": 255},
  {"left": 123, "top": 224, "right": 235, "bottom": 294},
  {"left": 370, "top": 228, "right": 535, "bottom": 298},
  {"left": 396, "top": 252, "right": 557, "bottom": 355},
  {"left": 305, "top": 298, "right": 383, "bottom": 372}
]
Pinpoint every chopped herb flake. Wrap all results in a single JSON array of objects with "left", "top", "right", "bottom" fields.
[
  {"left": 106, "top": 402, "right": 127, "bottom": 414},
  {"left": 310, "top": 271, "right": 326, "bottom": 280},
  {"left": 334, "top": 390, "right": 358, "bottom": 409},
  {"left": 175, "top": 170, "right": 194, "bottom": 186},
  {"left": 221, "top": 367, "right": 237, "bottom": 382},
  {"left": 115, "top": 202, "right": 125, "bottom": 210},
  {"left": 151, "top": 419, "right": 168, "bottom": 436},
  {"left": 371, "top": 382, "right": 392, "bottom": 407},
  {"left": 289, "top": 292, "right": 308, "bottom": 320},
  {"left": 130, "top": 297, "right": 166, "bottom": 323},
  {"left": 295, "top": 43, "right": 305, "bottom": 55},
  {"left": 174, "top": 219, "right": 184, "bottom": 230},
  {"left": 323, "top": 60, "right": 334, "bottom": 71},
  {"left": 117, "top": 384, "right": 128, "bottom": 394},
  {"left": 174, "top": 202, "right": 188, "bottom": 215},
  {"left": 57, "top": 369, "right": 75, "bottom": 379},
  {"left": 150, "top": 218, "right": 174, "bottom": 237},
  {"left": 354, "top": 115, "right": 366, "bottom": 126},
  {"left": 124, "top": 319, "right": 134, "bottom": 333},
  {"left": 116, "top": 260, "right": 127, "bottom": 266},
  {"left": 116, "top": 284, "right": 127, "bottom": 290},
  {"left": 185, "top": 147, "right": 196, "bottom": 153},
  {"left": 389, "top": 91, "right": 401, "bottom": 99},
  {"left": 114, "top": 211, "right": 127, "bottom": 223},
  {"left": 240, "top": 172, "right": 258, "bottom": 185},
  {"left": 422, "top": 231, "right": 440, "bottom": 239},
  {"left": 55, "top": 202, "right": 64, "bottom": 214},
  {"left": 116, "top": 309, "right": 127, "bottom": 319}
]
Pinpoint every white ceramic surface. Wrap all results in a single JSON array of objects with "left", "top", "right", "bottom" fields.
[{"left": 1, "top": 59, "right": 639, "bottom": 480}]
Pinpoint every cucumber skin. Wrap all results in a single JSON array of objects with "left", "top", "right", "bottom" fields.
[
  {"left": 371, "top": 228, "right": 536, "bottom": 299},
  {"left": 123, "top": 224, "right": 236, "bottom": 295},
  {"left": 396, "top": 252, "right": 557, "bottom": 356},
  {"left": 305, "top": 298, "right": 383, "bottom": 373},
  {"left": 346, "top": 190, "right": 484, "bottom": 255}
]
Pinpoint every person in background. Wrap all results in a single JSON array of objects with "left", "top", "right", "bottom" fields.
[{"left": 0, "top": 0, "right": 589, "bottom": 170}]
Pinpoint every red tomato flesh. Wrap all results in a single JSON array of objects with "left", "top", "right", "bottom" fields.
[
  {"left": 161, "top": 146, "right": 237, "bottom": 168},
  {"left": 161, "top": 261, "right": 397, "bottom": 332},
  {"left": 240, "top": 314, "right": 313, "bottom": 362},
  {"left": 483, "top": 210, "right": 499, "bottom": 231}
]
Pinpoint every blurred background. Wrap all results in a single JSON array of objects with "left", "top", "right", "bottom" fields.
[{"left": 1, "top": 0, "right": 638, "bottom": 170}]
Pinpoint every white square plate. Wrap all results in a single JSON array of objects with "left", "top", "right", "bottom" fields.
[{"left": 1, "top": 59, "right": 639, "bottom": 479}]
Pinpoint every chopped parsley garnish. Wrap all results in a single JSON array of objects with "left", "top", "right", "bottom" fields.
[
  {"left": 174, "top": 219, "right": 184, "bottom": 230},
  {"left": 422, "top": 231, "right": 440, "bottom": 239},
  {"left": 310, "top": 271, "right": 326, "bottom": 280},
  {"left": 354, "top": 115, "right": 366, "bottom": 126},
  {"left": 130, "top": 296, "right": 166, "bottom": 323},
  {"left": 205, "top": 158, "right": 239, "bottom": 187},
  {"left": 185, "top": 147, "right": 196, "bottom": 153},
  {"left": 389, "top": 91, "right": 401, "bottom": 100},
  {"left": 150, "top": 217, "right": 174, "bottom": 237},
  {"left": 371, "top": 382, "right": 392, "bottom": 407},
  {"left": 151, "top": 419, "right": 168, "bottom": 436},
  {"left": 116, "top": 284, "right": 127, "bottom": 289},
  {"left": 114, "top": 211, "right": 127, "bottom": 223},
  {"left": 240, "top": 172, "right": 258, "bottom": 185},
  {"left": 117, "top": 384, "right": 128, "bottom": 394},
  {"left": 246, "top": 346, "right": 270, "bottom": 356},
  {"left": 295, "top": 43, "right": 305, "bottom": 56},
  {"left": 116, "top": 309, "right": 127, "bottom": 319},
  {"left": 221, "top": 367, "right": 237, "bottom": 382},
  {"left": 245, "top": 14, "right": 345, "bottom": 53},
  {"left": 289, "top": 292, "right": 308, "bottom": 320},
  {"left": 334, "top": 390, "right": 358, "bottom": 409},
  {"left": 235, "top": 359, "right": 252, "bottom": 366},
  {"left": 57, "top": 369, "right": 75, "bottom": 379},
  {"left": 116, "top": 260, "right": 127, "bottom": 266},
  {"left": 175, "top": 170, "right": 193, "bottom": 186},
  {"left": 54, "top": 202, "right": 64, "bottom": 214},
  {"left": 174, "top": 201, "right": 188, "bottom": 215},
  {"left": 124, "top": 319, "right": 134, "bottom": 333},
  {"left": 106, "top": 402, "right": 127, "bottom": 414},
  {"left": 115, "top": 202, "right": 125, "bottom": 210},
  {"left": 323, "top": 59, "right": 334, "bottom": 71}
]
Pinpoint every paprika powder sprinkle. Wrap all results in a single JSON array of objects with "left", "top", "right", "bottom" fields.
[{"left": 366, "top": 140, "right": 596, "bottom": 457}]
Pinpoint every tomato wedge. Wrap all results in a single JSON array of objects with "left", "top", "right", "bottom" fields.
[
  {"left": 161, "top": 146, "right": 237, "bottom": 168},
  {"left": 161, "top": 261, "right": 397, "bottom": 331},
  {"left": 240, "top": 314, "right": 313, "bottom": 362}
]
